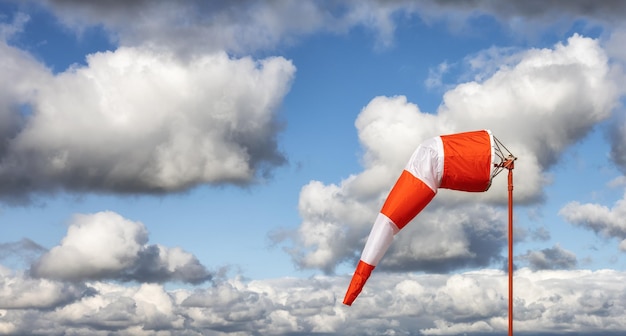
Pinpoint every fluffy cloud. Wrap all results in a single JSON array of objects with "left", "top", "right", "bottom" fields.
[
  {"left": 0, "top": 266, "right": 88, "bottom": 310},
  {"left": 0, "top": 37, "right": 294, "bottom": 202},
  {"left": 278, "top": 34, "right": 620, "bottom": 274},
  {"left": 33, "top": 0, "right": 626, "bottom": 57},
  {"left": 2, "top": 268, "right": 626, "bottom": 335},
  {"left": 30, "top": 211, "right": 212, "bottom": 284},
  {"left": 0, "top": 238, "right": 46, "bottom": 268},
  {"left": 0, "top": 24, "right": 50, "bottom": 165},
  {"left": 560, "top": 192, "right": 626, "bottom": 250},
  {"left": 438, "top": 35, "right": 618, "bottom": 176},
  {"left": 519, "top": 244, "right": 578, "bottom": 270},
  {"left": 36, "top": 1, "right": 433, "bottom": 55},
  {"left": 41, "top": 0, "right": 331, "bottom": 55}
]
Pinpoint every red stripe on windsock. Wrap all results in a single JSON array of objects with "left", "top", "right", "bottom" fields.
[
  {"left": 440, "top": 130, "right": 492, "bottom": 192},
  {"left": 343, "top": 260, "right": 375, "bottom": 306},
  {"left": 380, "top": 170, "right": 436, "bottom": 230}
]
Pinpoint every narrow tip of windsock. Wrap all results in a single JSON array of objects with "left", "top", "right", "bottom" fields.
[{"left": 343, "top": 260, "right": 375, "bottom": 306}]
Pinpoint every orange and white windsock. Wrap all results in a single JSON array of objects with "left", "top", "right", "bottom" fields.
[{"left": 343, "top": 129, "right": 496, "bottom": 306}]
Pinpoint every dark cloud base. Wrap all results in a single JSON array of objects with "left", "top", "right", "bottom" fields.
[{"left": 469, "top": 334, "right": 626, "bottom": 336}]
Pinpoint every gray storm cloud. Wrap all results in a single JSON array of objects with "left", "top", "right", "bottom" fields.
[
  {"left": 429, "top": 0, "right": 626, "bottom": 19},
  {"left": 41, "top": 0, "right": 338, "bottom": 55},
  {"left": 37, "top": 0, "right": 626, "bottom": 54},
  {"left": 29, "top": 211, "right": 212, "bottom": 284}
]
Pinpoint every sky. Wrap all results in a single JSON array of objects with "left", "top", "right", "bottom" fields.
[{"left": 0, "top": 0, "right": 626, "bottom": 335}]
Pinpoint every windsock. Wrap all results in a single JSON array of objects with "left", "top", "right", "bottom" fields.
[{"left": 343, "top": 129, "right": 496, "bottom": 306}]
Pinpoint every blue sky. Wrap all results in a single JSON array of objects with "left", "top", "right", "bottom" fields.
[{"left": 1, "top": 1, "right": 626, "bottom": 335}]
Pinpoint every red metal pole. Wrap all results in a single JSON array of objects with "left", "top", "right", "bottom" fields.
[{"left": 506, "top": 159, "right": 514, "bottom": 336}]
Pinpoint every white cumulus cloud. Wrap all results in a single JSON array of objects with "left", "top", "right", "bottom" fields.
[
  {"left": 0, "top": 40, "right": 295, "bottom": 202},
  {"left": 30, "top": 211, "right": 212, "bottom": 284}
]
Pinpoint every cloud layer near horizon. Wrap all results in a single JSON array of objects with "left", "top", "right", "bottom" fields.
[{"left": 2, "top": 267, "right": 626, "bottom": 335}]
